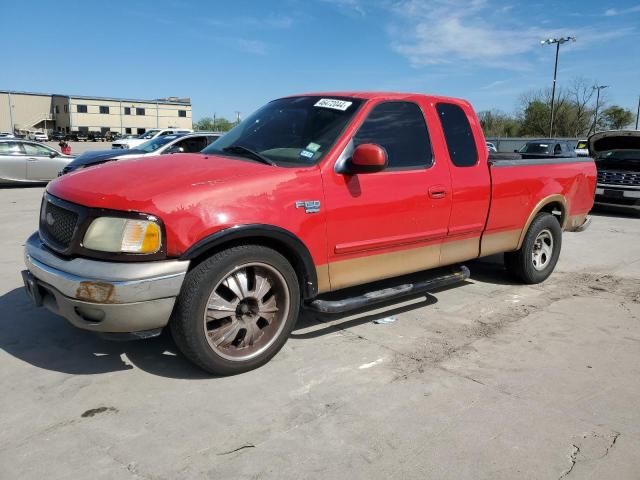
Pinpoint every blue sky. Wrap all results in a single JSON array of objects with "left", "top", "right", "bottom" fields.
[{"left": 3, "top": 0, "right": 639, "bottom": 120}]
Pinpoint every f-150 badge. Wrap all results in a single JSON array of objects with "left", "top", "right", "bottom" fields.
[{"left": 295, "top": 200, "right": 321, "bottom": 214}]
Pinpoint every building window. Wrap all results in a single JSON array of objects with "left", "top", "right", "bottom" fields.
[
  {"left": 55, "top": 105, "right": 60, "bottom": 114},
  {"left": 125, "top": 128, "right": 132, "bottom": 134},
  {"left": 178, "top": 110, "right": 187, "bottom": 118},
  {"left": 136, "top": 108, "right": 145, "bottom": 116},
  {"left": 99, "top": 106, "right": 109, "bottom": 114},
  {"left": 77, "top": 104, "right": 88, "bottom": 113},
  {"left": 64, "top": 105, "right": 68, "bottom": 113},
  {"left": 137, "top": 128, "right": 146, "bottom": 135},
  {"left": 124, "top": 107, "right": 131, "bottom": 115}
]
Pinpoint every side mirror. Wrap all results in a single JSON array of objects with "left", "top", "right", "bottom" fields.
[
  {"left": 346, "top": 144, "right": 388, "bottom": 174},
  {"left": 49, "top": 151, "right": 59, "bottom": 158},
  {"left": 514, "top": 149, "right": 519, "bottom": 153}
]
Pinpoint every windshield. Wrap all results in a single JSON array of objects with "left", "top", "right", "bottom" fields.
[
  {"left": 520, "top": 142, "right": 552, "bottom": 154},
  {"left": 137, "top": 135, "right": 181, "bottom": 153},
  {"left": 576, "top": 141, "right": 588, "bottom": 149},
  {"left": 139, "top": 129, "right": 161, "bottom": 139},
  {"left": 202, "top": 96, "right": 363, "bottom": 166}
]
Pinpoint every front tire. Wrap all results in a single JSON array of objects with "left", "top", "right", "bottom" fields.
[
  {"left": 170, "top": 245, "right": 300, "bottom": 375},
  {"left": 505, "top": 212, "right": 562, "bottom": 284}
]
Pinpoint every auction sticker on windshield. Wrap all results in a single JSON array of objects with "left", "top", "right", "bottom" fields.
[{"left": 314, "top": 99, "right": 353, "bottom": 111}]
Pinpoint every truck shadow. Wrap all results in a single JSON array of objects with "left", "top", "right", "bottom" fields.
[
  {"left": 0, "top": 288, "right": 211, "bottom": 379},
  {"left": 0, "top": 259, "right": 515, "bottom": 378}
]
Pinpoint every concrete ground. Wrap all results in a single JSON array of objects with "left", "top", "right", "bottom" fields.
[{"left": 1, "top": 186, "right": 638, "bottom": 479}]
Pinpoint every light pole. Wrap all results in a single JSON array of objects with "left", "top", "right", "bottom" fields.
[
  {"left": 592, "top": 85, "right": 608, "bottom": 134},
  {"left": 635, "top": 95, "right": 639, "bottom": 130},
  {"left": 541, "top": 36, "right": 576, "bottom": 138}
]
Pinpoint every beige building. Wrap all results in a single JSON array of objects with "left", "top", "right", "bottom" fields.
[{"left": 0, "top": 90, "right": 192, "bottom": 135}]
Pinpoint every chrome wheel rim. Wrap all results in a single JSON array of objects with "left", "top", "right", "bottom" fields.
[
  {"left": 532, "top": 229, "right": 554, "bottom": 271},
  {"left": 203, "top": 262, "right": 290, "bottom": 361}
]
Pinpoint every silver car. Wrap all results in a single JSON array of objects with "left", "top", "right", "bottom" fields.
[{"left": 0, "top": 140, "right": 73, "bottom": 185}]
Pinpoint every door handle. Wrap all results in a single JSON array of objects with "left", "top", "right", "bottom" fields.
[
  {"left": 27, "top": 157, "right": 39, "bottom": 162},
  {"left": 428, "top": 185, "right": 447, "bottom": 199}
]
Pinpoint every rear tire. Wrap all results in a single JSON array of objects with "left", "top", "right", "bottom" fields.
[
  {"left": 504, "top": 212, "right": 562, "bottom": 284},
  {"left": 170, "top": 245, "right": 300, "bottom": 375}
]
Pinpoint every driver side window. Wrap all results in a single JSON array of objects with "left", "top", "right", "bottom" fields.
[{"left": 353, "top": 101, "right": 433, "bottom": 169}]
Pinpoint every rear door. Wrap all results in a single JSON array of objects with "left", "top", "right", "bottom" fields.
[
  {"left": 0, "top": 142, "right": 27, "bottom": 183},
  {"left": 322, "top": 98, "right": 452, "bottom": 290},
  {"left": 435, "top": 102, "right": 491, "bottom": 264}
]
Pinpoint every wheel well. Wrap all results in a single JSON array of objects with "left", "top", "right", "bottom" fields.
[
  {"left": 538, "top": 201, "right": 565, "bottom": 228},
  {"left": 186, "top": 235, "right": 317, "bottom": 299}
]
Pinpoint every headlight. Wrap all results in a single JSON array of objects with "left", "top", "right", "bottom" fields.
[{"left": 83, "top": 217, "right": 162, "bottom": 254}]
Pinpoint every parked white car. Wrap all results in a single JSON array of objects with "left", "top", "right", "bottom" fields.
[
  {"left": 0, "top": 132, "right": 15, "bottom": 139},
  {"left": 29, "top": 132, "right": 49, "bottom": 142},
  {"left": 575, "top": 139, "right": 589, "bottom": 157},
  {"left": 486, "top": 142, "right": 497, "bottom": 153},
  {"left": 62, "top": 132, "right": 221, "bottom": 174},
  {"left": 111, "top": 128, "right": 193, "bottom": 149}
]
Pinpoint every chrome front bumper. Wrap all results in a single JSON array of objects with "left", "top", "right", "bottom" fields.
[{"left": 23, "top": 232, "right": 189, "bottom": 334}]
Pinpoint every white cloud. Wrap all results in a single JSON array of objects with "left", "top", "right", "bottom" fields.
[
  {"left": 603, "top": 4, "right": 640, "bottom": 16},
  {"left": 389, "top": 0, "right": 634, "bottom": 68},
  {"left": 320, "top": 0, "right": 366, "bottom": 16}
]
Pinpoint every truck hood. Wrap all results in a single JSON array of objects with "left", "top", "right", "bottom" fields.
[
  {"left": 589, "top": 130, "right": 640, "bottom": 154},
  {"left": 47, "top": 153, "right": 288, "bottom": 213},
  {"left": 589, "top": 130, "right": 640, "bottom": 172}
]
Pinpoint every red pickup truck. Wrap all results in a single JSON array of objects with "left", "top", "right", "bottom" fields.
[{"left": 22, "top": 92, "right": 596, "bottom": 375}]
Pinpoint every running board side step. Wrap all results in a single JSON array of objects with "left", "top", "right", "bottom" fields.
[{"left": 306, "top": 265, "right": 470, "bottom": 314}]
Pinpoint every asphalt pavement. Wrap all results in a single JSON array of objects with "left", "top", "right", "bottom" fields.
[{"left": 1, "top": 187, "right": 638, "bottom": 479}]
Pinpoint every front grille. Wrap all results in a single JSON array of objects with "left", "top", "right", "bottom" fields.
[
  {"left": 597, "top": 169, "right": 640, "bottom": 186},
  {"left": 41, "top": 200, "right": 79, "bottom": 248}
]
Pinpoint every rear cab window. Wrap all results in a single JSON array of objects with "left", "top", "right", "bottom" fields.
[
  {"left": 436, "top": 103, "right": 478, "bottom": 167},
  {"left": 353, "top": 101, "right": 433, "bottom": 169}
]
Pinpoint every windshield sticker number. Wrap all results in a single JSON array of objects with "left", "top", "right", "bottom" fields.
[
  {"left": 300, "top": 149, "right": 314, "bottom": 159},
  {"left": 314, "top": 99, "right": 353, "bottom": 111}
]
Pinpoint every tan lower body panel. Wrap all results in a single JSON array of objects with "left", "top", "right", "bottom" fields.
[
  {"left": 439, "top": 236, "right": 480, "bottom": 265},
  {"left": 328, "top": 243, "right": 442, "bottom": 291},
  {"left": 565, "top": 213, "right": 589, "bottom": 231},
  {"left": 315, "top": 264, "right": 331, "bottom": 294},
  {"left": 480, "top": 229, "right": 522, "bottom": 257}
]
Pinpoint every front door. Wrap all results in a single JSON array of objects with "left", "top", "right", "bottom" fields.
[
  {"left": 23, "top": 142, "right": 59, "bottom": 181},
  {"left": 322, "top": 99, "right": 452, "bottom": 290}
]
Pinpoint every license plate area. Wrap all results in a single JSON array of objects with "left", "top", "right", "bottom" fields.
[
  {"left": 22, "top": 270, "right": 43, "bottom": 307},
  {"left": 603, "top": 189, "right": 624, "bottom": 198}
]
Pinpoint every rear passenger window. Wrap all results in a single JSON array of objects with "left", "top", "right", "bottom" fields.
[
  {"left": 436, "top": 103, "right": 478, "bottom": 167},
  {"left": 354, "top": 101, "right": 432, "bottom": 169}
]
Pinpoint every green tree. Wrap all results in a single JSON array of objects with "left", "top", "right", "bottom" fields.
[
  {"left": 478, "top": 110, "right": 522, "bottom": 137},
  {"left": 600, "top": 106, "right": 634, "bottom": 130},
  {"left": 193, "top": 116, "right": 235, "bottom": 132}
]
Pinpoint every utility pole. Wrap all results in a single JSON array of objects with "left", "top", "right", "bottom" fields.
[
  {"left": 592, "top": 85, "right": 608, "bottom": 134},
  {"left": 636, "top": 95, "right": 640, "bottom": 130},
  {"left": 541, "top": 36, "right": 576, "bottom": 138},
  {"left": 235, "top": 111, "right": 241, "bottom": 125},
  {"left": 7, "top": 92, "right": 15, "bottom": 133},
  {"left": 213, "top": 113, "right": 216, "bottom": 131}
]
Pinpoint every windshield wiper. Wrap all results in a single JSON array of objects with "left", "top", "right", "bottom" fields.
[{"left": 222, "top": 145, "right": 276, "bottom": 166}]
